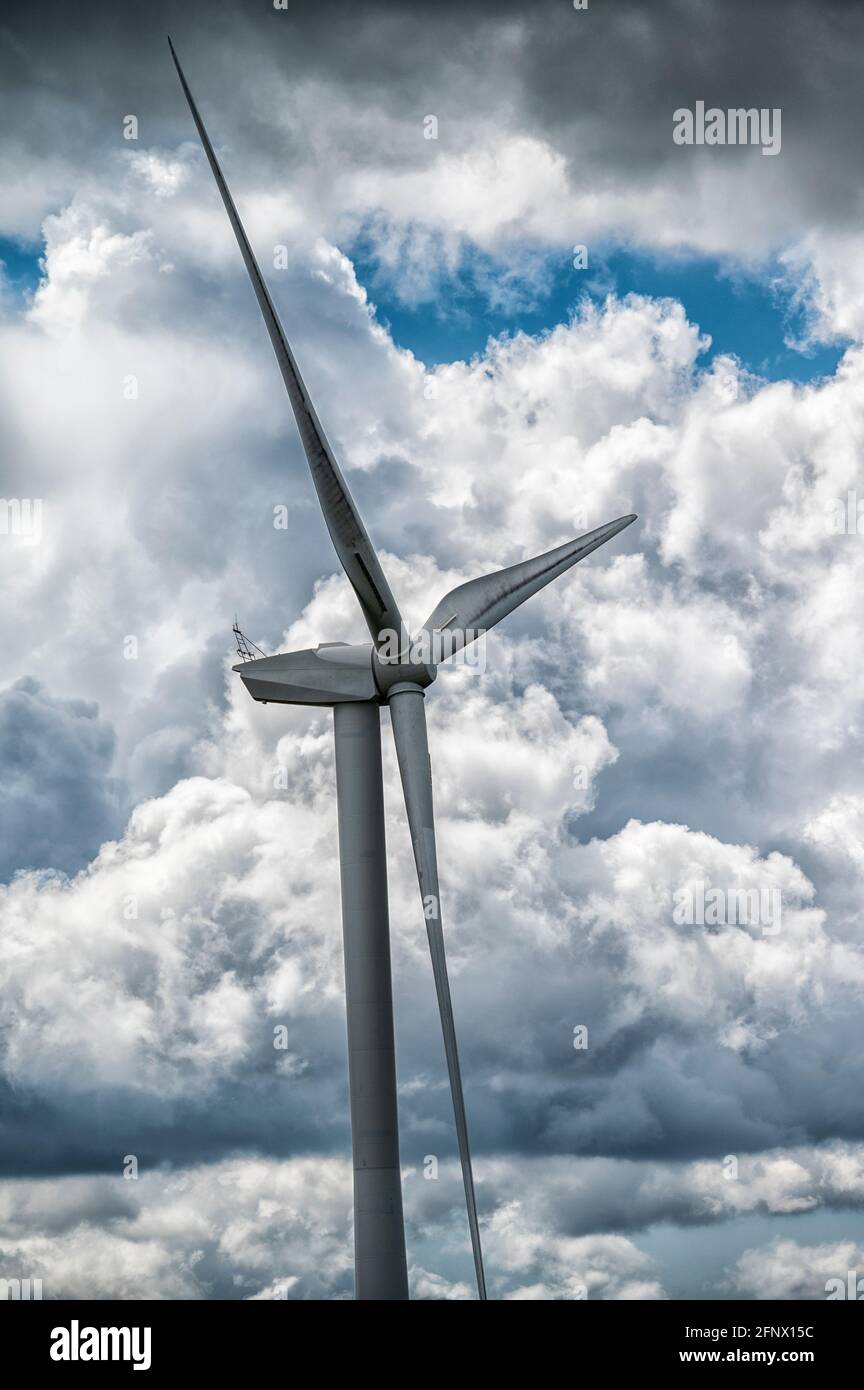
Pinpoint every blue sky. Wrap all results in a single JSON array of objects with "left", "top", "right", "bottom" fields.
[
  {"left": 5, "top": 228, "right": 848, "bottom": 387},
  {"left": 0, "top": 235, "right": 41, "bottom": 299},
  {"left": 349, "top": 236, "right": 849, "bottom": 384}
]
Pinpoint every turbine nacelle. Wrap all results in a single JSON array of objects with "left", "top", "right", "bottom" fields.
[
  {"left": 233, "top": 641, "right": 377, "bottom": 705},
  {"left": 234, "top": 639, "right": 436, "bottom": 705}
]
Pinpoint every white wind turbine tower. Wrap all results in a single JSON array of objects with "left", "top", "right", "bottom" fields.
[{"left": 170, "top": 38, "right": 636, "bottom": 1301}]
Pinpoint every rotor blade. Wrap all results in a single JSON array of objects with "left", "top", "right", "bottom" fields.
[
  {"left": 168, "top": 38, "right": 403, "bottom": 645},
  {"left": 421, "top": 513, "right": 637, "bottom": 658},
  {"left": 388, "top": 685, "right": 487, "bottom": 1300}
]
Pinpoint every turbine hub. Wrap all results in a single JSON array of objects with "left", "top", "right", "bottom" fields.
[{"left": 372, "top": 646, "right": 437, "bottom": 699}]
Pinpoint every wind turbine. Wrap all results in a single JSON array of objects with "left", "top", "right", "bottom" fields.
[{"left": 169, "top": 38, "right": 637, "bottom": 1302}]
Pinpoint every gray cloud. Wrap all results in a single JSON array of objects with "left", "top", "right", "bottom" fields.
[
  {"left": 1, "top": 0, "right": 863, "bottom": 257},
  {"left": 0, "top": 677, "right": 121, "bottom": 879}
]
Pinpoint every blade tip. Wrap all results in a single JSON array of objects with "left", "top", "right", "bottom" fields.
[{"left": 603, "top": 513, "right": 637, "bottom": 535}]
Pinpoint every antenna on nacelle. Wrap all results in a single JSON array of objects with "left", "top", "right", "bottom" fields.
[{"left": 232, "top": 618, "right": 266, "bottom": 664}]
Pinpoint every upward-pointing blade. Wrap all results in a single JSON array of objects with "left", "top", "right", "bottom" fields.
[
  {"left": 388, "top": 685, "right": 487, "bottom": 1300},
  {"left": 168, "top": 38, "right": 403, "bottom": 646},
  {"left": 422, "top": 513, "right": 637, "bottom": 658}
]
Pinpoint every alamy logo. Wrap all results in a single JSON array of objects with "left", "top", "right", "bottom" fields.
[
  {"left": 50, "top": 1321, "right": 152, "bottom": 1371},
  {"left": 825, "top": 491, "right": 864, "bottom": 534},
  {"left": 673, "top": 883, "right": 781, "bottom": 935},
  {"left": 825, "top": 1271, "right": 864, "bottom": 1300},
  {"left": 377, "top": 625, "right": 487, "bottom": 671},
  {"left": 673, "top": 102, "right": 781, "bottom": 156},
  {"left": 0, "top": 497, "right": 43, "bottom": 542},
  {"left": 0, "top": 1277, "right": 42, "bottom": 1299}
]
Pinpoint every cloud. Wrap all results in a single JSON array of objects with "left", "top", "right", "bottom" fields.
[
  {"left": 804, "top": 795, "right": 864, "bottom": 872},
  {"left": 485, "top": 1206, "right": 666, "bottom": 1300},
  {"left": 725, "top": 1237, "right": 864, "bottom": 1301},
  {"left": 4, "top": 1143, "right": 862, "bottom": 1299},
  {"left": 0, "top": 643, "right": 860, "bottom": 1182},
  {"left": 0, "top": 677, "right": 121, "bottom": 880},
  {"left": 2, "top": 186, "right": 864, "bottom": 1277},
  {"left": 0, "top": 1159, "right": 353, "bottom": 1300},
  {"left": 29, "top": 208, "right": 155, "bottom": 336},
  {"left": 0, "top": 643, "right": 621, "bottom": 1178},
  {"left": 0, "top": 1155, "right": 668, "bottom": 1300},
  {"left": 476, "top": 1144, "right": 864, "bottom": 1240},
  {"left": 3, "top": 0, "right": 864, "bottom": 328},
  {"left": 3, "top": 0, "right": 864, "bottom": 1298}
]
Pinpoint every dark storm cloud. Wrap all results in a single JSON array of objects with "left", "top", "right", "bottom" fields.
[
  {"left": 2, "top": 913, "right": 857, "bottom": 1182},
  {"left": 2, "top": 0, "right": 864, "bottom": 245},
  {"left": 0, "top": 1062, "right": 351, "bottom": 1179},
  {"left": 0, "top": 677, "right": 121, "bottom": 879}
]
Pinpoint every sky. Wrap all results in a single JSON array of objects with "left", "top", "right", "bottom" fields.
[{"left": 1, "top": 0, "right": 864, "bottom": 1301}]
